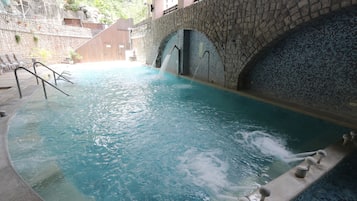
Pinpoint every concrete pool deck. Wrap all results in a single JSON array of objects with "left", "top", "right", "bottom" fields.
[
  {"left": 0, "top": 67, "right": 47, "bottom": 201},
  {"left": 0, "top": 62, "right": 356, "bottom": 201}
]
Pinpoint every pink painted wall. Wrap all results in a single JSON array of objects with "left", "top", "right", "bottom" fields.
[
  {"left": 153, "top": 0, "right": 198, "bottom": 19},
  {"left": 153, "top": 0, "right": 165, "bottom": 19},
  {"left": 183, "top": 0, "right": 195, "bottom": 7}
]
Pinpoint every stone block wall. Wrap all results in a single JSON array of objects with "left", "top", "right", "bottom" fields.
[
  {"left": 131, "top": 0, "right": 356, "bottom": 127},
  {"left": 241, "top": 7, "right": 357, "bottom": 121},
  {"left": 132, "top": 0, "right": 356, "bottom": 89},
  {"left": 131, "top": 18, "right": 154, "bottom": 64},
  {"left": 0, "top": 13, "right": 92, "bottom": 64}
]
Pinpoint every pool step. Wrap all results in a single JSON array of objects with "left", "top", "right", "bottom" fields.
[
  {"left": 9, "top": 130, "right": 94, "bottom": 201},
  {"left": 30, "top": 161, "right": 95, "bottom": 201}
]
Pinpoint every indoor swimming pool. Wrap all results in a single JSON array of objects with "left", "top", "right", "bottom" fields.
[{"left": 8, "top": 63, "right": 349, "bottom": 201}]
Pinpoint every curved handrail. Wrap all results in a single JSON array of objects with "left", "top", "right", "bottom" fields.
[
  {"left": 33, "top": 61, "right": 74, "bottom": 85},
  {"left": 170, "top": 45, "right": 181, "bottom": 74},
  {"left": 14, "top": 66, "right": 70, "bottom": 99},
  {"left": 201, "top": 50, "right": 210, "bottom": 81}
]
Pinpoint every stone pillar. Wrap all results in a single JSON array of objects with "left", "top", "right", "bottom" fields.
[
  {"left": 178, "top": 0, "right": 184, "bottom": 9},
  {"left": 181, "top": 29, "right": 190, "bottom": 75}
]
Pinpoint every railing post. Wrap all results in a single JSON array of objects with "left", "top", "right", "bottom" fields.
[
  {"left": 42, "top": 80, "right": 47, "bottom": 99},
  {"left": 32, "top": 60, "right": 39, "bottom": 85},
  {"left": 13, "top": 66, "right": 70, "bottom": 99},
  {"left": 14, "top": 68, "right": 23, "bottom": 98},
  {"left": 33, "top": 61, "right": 73, "bottom": 84},
  {"left": 53, "top": 71, "right": 57, "bottom": 85},
  {"left": 203, "top": 51, "right": 210, "bottom": 82}
]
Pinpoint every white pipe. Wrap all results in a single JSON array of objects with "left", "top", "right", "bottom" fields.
[
  {"left": 285, "top": 157, "right": 305, "bottom": 163},
  {"left": 289, "top": 151, "right": 317, "bottom": 158},
  {"left": 283, "top": 151, "right": 317, "bottom": 162}
]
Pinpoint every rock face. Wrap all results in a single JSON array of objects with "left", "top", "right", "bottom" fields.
[
  {"left": 62, "top": 4, "right": 102, "bottom": 22},
  {"left": 0, "top": 0, "right": 101, "bottom": 23},
  {"left": 79, "top": 5, "right": 101, "bottom": 22},
  {"left": 0, "top": 0, "right": 62, "bottom": 20}
]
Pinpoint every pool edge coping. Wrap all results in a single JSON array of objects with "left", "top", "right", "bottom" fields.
[{"left": 245, "top": 141, "right": 356, "bottom": 201}]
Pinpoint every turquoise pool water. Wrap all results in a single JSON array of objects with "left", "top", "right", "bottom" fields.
[{"left": 8, "top": 63, "right": 348, "bottom": 201}]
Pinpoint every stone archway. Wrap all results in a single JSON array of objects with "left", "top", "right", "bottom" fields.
[
  {"left": 238, "top": 7, "right": 357, "bottom": 121},
  {"left": 156, "top": 29, "right": 225, "bottom": 86}
]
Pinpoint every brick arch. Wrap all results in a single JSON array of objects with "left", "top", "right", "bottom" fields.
[
  {"left": 151, "top": 16, "right": 226, "bottom": 70},
  {"left": 152, "top": 30, "right": 179, "bottom": 67},
  {"left": 146, "top": 0, "right": 356, "bottom": 89},
  {"left": 154, "top": 28, "right": 226, "bottom": 85},
  {"left": 236, "top": 6, "right": 357, "bottom": 127},
  {"left": 157, "top": 27, "right": 222, "bottom": 54},
  {"left": 238, "top": 4, "right": 357, "bottom": 87},
  {"left": 238, "top": 5, "right": 357, "bottom": 89}
]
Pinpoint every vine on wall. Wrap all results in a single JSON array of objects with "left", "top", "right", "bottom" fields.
[{"left": 15, "top": 34, "right": 21, "bottom": 44}]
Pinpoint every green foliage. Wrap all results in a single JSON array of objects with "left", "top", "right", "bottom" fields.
[
  {"left": 31, "top": 48, "right": 52, "bottom": 62},
  {"left": 64, "top": 0, "right": 81, "bottom": 11},
  {"left": 15, "top": 34, "right": 21, "bottom": 44},
  {"left": 76, "top": 0, "right": 147, "bottom": 24},
  {"left": 69, "top": 50, "right": 83, "bottom": 62},
  {"left": 33, "top": 35, "right": 39, "bottom": 44}
]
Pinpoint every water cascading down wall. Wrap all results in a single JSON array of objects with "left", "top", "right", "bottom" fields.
[
  {"left": 131, "top": 1, "right": 357, "bottom": 129},
  {"left": 157, "top": 30, "right": 225, "bottom": 86}
]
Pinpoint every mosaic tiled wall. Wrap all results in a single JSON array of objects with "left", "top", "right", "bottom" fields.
[
  {"left": 132, "top": 0, "right": 357, "bottom": 89},
  {"left": 131, "top": 1, "right": 356, "bottom": 126},
  {"left": 241, "top": 7, "right": 357, "bottom": 119}
]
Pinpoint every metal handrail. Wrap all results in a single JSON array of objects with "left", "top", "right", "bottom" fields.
[
  {"left": 170, "top": 45, "right": 181, "bottom": 74},
  {"left": 14, "top": 67, "right": 70, "bottom": 99},
  {"left": 163, "top": 5, "right": 178, "bottom": 15},
  {"left": 33, "top": 61, "right": 74, "bottom": 85},
  {"left": 201, "top": 50, "right": 210, "bottom": 81}
]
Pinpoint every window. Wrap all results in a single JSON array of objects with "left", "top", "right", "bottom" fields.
[{"left": 165, "top": 0, "right": 178, "bottom": 9}]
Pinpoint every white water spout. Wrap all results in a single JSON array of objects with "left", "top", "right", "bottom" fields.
[
  {"left": 190, "top": 50, "right": 210, "bottom": 84},
  {"left": 151, "top": 53, "right": 158, "bottom": 67},
  {"left": 158, "top": 54, "right": 171, "bottom": 78},
  {"left": 190, "top": 60, "right": 204, "bottom": 84}
]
